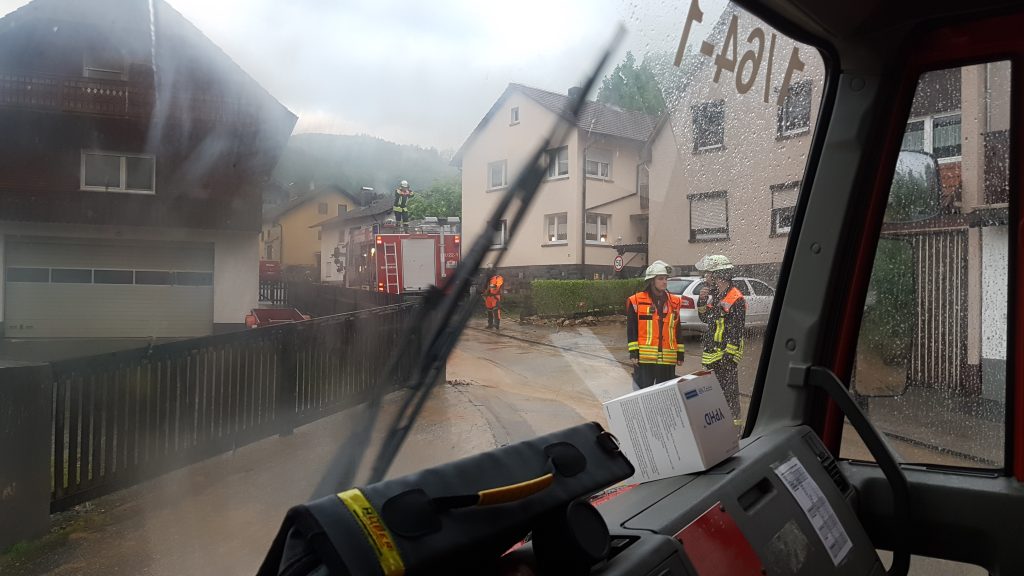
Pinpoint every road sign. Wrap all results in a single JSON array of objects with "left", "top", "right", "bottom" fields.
[{"left": 613, "top": 254, "right": 624, "bottom": 271}]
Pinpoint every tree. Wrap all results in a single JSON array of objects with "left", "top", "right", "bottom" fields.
[
  {"left": 596, "top": 52, "right": 667, "bottom": 116},
  {"left": 407, "top": 176, "right": 462, "bottom": 220}
]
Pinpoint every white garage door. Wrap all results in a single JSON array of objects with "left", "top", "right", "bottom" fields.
[{"left": 4, "top": 238, "right": 214, "bottom": 338}]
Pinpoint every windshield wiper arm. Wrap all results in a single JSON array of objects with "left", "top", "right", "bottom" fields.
[{"left": 312, "top": 26, "right": 625, "bottom": 495}]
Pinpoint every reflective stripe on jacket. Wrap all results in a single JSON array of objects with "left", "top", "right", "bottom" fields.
[
  {"left": 626, "top": 290, "right": 684, "bottom": 365},
  {"left": 698, "top": 286, "right": 746, "bottom": 365}
]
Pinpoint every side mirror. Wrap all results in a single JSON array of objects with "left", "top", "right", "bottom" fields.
[{"left": 884, "top": 150, "right": 942, "bottom": 223}]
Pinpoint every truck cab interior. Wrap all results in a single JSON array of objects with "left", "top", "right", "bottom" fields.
[
  {"left": 260, "top": 0, "right": 1024, "bottom": 574},
  {"left": 583, "top": 0, "right": 1024, "bottom": 574}
]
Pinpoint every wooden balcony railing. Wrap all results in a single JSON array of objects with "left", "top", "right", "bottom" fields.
[{"left": 0, "top": 71, "right": 258, "bottom": 124}]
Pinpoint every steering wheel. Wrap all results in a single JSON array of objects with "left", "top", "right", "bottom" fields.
[{"left": 806, "top": 366, "right": 911, "bottom": 576}]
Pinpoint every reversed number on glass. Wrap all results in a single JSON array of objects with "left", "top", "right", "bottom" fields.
[{"left": 674, "top": 0, "right": 805, "bottom": 106}]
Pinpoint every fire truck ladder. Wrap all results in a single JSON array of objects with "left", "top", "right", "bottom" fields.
[{"left": 383, "top": 241, "right": 400, "bottom": 293}]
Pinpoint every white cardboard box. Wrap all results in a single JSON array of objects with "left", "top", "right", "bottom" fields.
[{"left": 603, "top": 371, "right": 739, "bottom": 483}]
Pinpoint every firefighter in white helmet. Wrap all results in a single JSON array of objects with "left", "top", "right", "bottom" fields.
[
  {"left": 393, "top": 180, "right": 414, "bottom": 231},
  {"left": 695, "top": 254, "right": 745, "bottom": 419},
  {"left": 626, "top": 260, "right": 685, "bottom": 389}
]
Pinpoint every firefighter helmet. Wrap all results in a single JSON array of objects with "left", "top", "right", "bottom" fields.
[
  {"left": 695, "top": 254, "right": 734, "bottom": 272},
  {"left": 643, "top": 260, "right": 673, "bottom": 280}
]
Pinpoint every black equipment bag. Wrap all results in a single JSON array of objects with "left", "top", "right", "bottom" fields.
[{"left": 258, "top": 421, "right": 634, "bottom": 576}]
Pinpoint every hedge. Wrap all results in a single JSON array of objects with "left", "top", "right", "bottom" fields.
[{"left": 531, "top": 278, "right": 644, "bottom": 317}]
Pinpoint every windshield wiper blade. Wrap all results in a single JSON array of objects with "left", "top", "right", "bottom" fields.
[{"left": 312, "top": 26, "right": 626, "bottom": 495}]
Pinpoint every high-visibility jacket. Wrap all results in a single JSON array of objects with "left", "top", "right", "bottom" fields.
[
  {"left": 626, "top": 290, "right": 684, "bottom": 365},
  {"left": 482, "top": 275, "right": 503, "bottom": 310},
  {"left": 392, "top": 187, "right": 414, "bottom": 213},
  {"left": 697, "top": 285, "right": 746, "bottom": 365}
]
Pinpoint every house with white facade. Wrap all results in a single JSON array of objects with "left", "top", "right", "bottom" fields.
[{"left": 453, "top": 83, "right": 656, "bottom": 282}]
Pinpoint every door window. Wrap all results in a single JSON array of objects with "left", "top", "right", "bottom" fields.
[
  {"left": 843, "top": 61, "right": 1011, "bottom": 468},
  {"left": 750, "top": 280, "right": 775, "bottom": 296}
]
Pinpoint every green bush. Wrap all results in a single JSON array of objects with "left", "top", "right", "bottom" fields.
[
  {"left": 531, "top": 278, "right": 644, "bottom": 317},
  {"left": 860, "top": 238, "right": 916, "bottom": 365}
]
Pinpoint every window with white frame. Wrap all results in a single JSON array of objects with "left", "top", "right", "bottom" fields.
[
  {"left": 545, "top": 213, "right": 568, "bottom": 243},
  {"left": 81, "top": 151, "right": 155, "bottom": 193},
  {"left": 488, "top": 160, "right": 508, "bottom": 190},
  {"left": 510, "top": 107, "right": 520, "bottom": 124},
  {"left": 770, "top": 181, "right": 799, "bottom": 236},
  {"left": 692, "top": 100, "right": 725, "bottom": 151},
  {"left": 778, "top": 79, "right": 812, "bottom": 137},
  {"left": 688, "top": 191, "right": 728, "bottom": 241},
  {"left": 546, "top": 146, "right": 569, "bottom": 179},
  {"left": 586, "top": 213, "right": 611, "bottom": 243},
  {"left": 585, "top": 148, "right": 612, "bottom": 179},
  {"left": 901, "top": 113, "right": 962, "bottom": 160},
  {"left": 491, "top": 219, "right": 508, "bottom": 249}
]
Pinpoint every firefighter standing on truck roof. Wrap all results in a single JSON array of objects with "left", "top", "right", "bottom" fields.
[
  {"left": 482, "top": 274, "right": 503, "bottom": 330},
  {"left": 393, "top": 180, "right": 414, "bottom": 231},
  {"left": 627, "top": 260, "right": 684, "bottom": 389},
  {"left": 695, "top": 254, "right": 745, "bottom": 421}
]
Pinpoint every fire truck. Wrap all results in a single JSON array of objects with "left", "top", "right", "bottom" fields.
[{"left": 340, "top": 217, "right": 461, "bottom": 294}]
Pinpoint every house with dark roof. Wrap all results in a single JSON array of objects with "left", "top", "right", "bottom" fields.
[
  {"left": 261, "top": 184, "right": 359, "bottom": 273},
  {"left": 0, "top": 0, "right": 296, "bottom": 338},
  {"left": 310, "top": 197, "right": 396, "bottom": 285},
  {"left": 452, "top": 83, "right": 656, "bottom": 280}
]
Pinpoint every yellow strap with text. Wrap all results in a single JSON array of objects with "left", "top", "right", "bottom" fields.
[{"left": 338, "top": 489, "right": 405, "bottom": 576}]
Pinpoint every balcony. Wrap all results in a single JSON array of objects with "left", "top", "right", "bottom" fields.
[{"left": 0, "top": 71, "right": 258, "bottom": 125}]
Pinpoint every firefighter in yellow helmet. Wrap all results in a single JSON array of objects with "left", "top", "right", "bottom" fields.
[
  {"left": 695, "top": 254, "right": 745, "bottom": 419},
  {"left": 626, "top": 260, "right": 684, "bottom": 389}
]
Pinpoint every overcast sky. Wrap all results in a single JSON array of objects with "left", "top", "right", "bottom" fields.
[{"left": 0, "top": 0, "right": 727, "bottom": 149}]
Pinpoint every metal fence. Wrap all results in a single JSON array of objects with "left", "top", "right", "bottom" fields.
[
  {"left": 259, "top": 280, "right": 288, "bottom": 304},
  {"left": 908, "top": 231, "right": 968, "bottom": 394},
  {"left": 48, "top": 302, "right": 418, "bottom": 512}
]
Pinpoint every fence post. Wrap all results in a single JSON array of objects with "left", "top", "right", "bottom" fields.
[
  {"left": 276, "top": 326, "right": 298, "bottom": 436},
  {"left": 0, "top": 364, "right": 52, "bottom": 551}
]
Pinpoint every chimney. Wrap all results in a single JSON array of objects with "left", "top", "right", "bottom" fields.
[{"left": 568, "top": 86, "right": 583, "bottom": 100}]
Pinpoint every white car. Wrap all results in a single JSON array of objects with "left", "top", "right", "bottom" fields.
[{"left": 667, "top": 276, "right": 776, "bottom": 335}]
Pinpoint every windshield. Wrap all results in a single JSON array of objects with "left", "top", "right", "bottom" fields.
[{"left": 0, "top": 0, "right": 832, "bottom": 573}]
